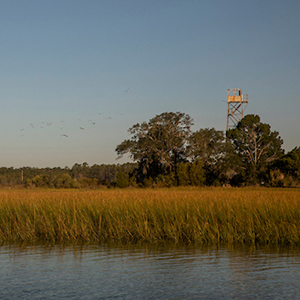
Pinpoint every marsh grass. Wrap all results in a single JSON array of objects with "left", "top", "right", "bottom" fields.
[{"left": 0, "top": 188, "right": 299, "bottom": 245}]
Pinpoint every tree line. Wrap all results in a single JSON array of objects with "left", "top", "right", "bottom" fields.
[
  {"left": 1, "top": 111, "right": 299, "bottom": 189},
  {"left": 116, "top": 112, "right": 300, "bottom": 188},
  {"left": 0, "top": 163, "right": 137, "bottom": 189}
]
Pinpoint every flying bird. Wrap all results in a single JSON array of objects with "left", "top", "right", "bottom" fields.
[
  {"left": 61, "top": 134, "right": 68, "bottom": 138},
  {"left": 80, "top": 127, "right": 84, "bottom": 130},
  {"left": 106, "top": 117, "right": 112, "bottom": 120}
]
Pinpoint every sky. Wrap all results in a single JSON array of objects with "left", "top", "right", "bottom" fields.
[{"left": 1, "top": 0, "right": 300, "bottom": 168}]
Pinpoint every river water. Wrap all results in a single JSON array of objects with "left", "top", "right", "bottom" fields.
[{"left": 0, "top": 243, "right": 299, "bottom": 299}]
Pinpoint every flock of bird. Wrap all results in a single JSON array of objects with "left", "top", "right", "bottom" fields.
[
  {"left": 17, "top": 110, "right": 127, "bottom": 140},
  {"left": 19, "top": 114, "right": 116, "bottom": 139},
  {"left": 18, "top": 89, "right": 130, "bottom": 139}
]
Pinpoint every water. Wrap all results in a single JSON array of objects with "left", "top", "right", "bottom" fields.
[{"left": 0, "top": 243, "right": 299, "bottom": 299}]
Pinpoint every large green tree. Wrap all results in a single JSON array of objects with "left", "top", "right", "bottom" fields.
[
  {"left": 116, "top": 112, "right": 193, "bottom": 183},
  {"left": 280, "top": 147, "right": 300, "bottom": 179},
  {"left": 188, "top": 128, "right": 225, "bottom": 185},
  {"left": 227, "top": 114, "right": 284, "bottom": 185},
  {"left": 271, "top": 146, "right": 300, "bottom": 186}
]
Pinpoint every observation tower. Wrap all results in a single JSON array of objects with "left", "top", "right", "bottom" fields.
[{"left": 226, "top": 88, "right": 248, "bottom": 131}]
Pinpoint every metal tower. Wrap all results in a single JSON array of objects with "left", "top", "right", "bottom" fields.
[{"left": 226, "top": 88, "right": 248, "bottom": 131}]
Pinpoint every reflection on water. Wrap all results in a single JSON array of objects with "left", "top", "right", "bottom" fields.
[{"left": 1, "top": 243, "right": 300, "bottom": 299}]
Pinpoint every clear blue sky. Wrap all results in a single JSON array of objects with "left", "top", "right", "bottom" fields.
[{"left": 1, "top": 0, "right": 299, "bottom": 168}]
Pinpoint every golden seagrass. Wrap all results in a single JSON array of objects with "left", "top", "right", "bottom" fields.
[{"left": 0, "top": 188, "right": 299, "bottom": 245}]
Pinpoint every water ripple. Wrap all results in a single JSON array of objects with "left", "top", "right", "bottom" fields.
[{"left": 0, "top": 244, "right": 299, "bottom": 299}]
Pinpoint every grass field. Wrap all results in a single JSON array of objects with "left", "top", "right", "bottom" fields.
[{"left": 0, "top": 187, "right": 299, "bottom": 245}]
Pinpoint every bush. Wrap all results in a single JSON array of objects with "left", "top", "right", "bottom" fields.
[{"left": 116, "top": 170, "right": 130, "bottom": 188}]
